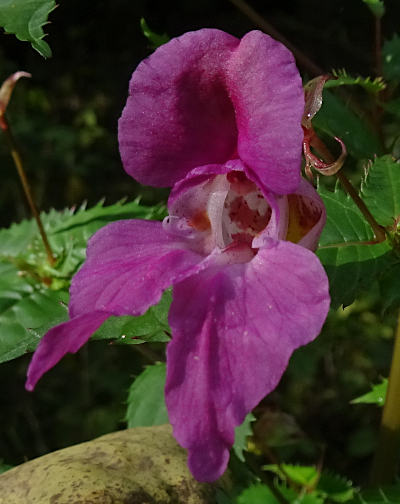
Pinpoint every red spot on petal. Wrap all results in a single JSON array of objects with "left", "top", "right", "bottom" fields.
[{"left": 189, "top": 210, "right": 211, "bottom": 231}]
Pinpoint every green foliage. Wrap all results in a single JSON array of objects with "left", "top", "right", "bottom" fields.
[
  {"left": 356, "top": 482, "right": 400, "bottom": 504},
  {"left": 380, "top": 262, "right": 400, "bottom": 311},
  {"left": 233, "top": 413, "right": 255, "bottom": 462},
  {"left": 360, "top": 155, "right": 400, "bottom": 227},
  {"left": 317, "top": 185, "right": 392, "bottom": 308},
  {"left": 362, "top": 0, "right": 385, "bottom": 18},
  {"left": 126, "top": 362, "right": 169, "bottom": 428},
  {"left": 312, "top": 90, "right": 382, "bottom": 159},
  {"left": 237, "top": 484, "right": 279, "bottom": 504},
  {"left": 140, "top": 17, "right": 170, "bottom": 49},
  {"left": 0, "top": 460, "right": 12, "bottom": 474},
  {"left": 325, "top": 70, "right": 386, "bottom": 93},
  {"left": 383, "top": 35, "right": 400, "bottom": 81},
  {"left": 263, "top": 465, "right": 355, "bottom": 504},
  {"left": 93, "top": 290, "right": 171, "bottom": 344},
  {"left": 351, "top": 378, "right": 388, "bottom": 406},
  {"left": 0, "top": 0, "right": 56, "bottom": 58},
  {"left": 0, "top": 199, "right": 167, "bottom": 363}
]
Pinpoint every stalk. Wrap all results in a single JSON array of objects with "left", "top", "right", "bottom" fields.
[
  {"left": 1, "top": 116, "right": 55, "bottom": 266},
  {"left": 370, "top": 310, "right": 400, "bottom": 485}
]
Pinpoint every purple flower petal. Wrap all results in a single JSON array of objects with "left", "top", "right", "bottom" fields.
[
  {"left": 165, "top": 239, "right": 329, "bottom": 481},
  {"left": 26, "top": 220, "right": 206, "bottom": 391},
  {"left": 225, "top": 31, "right": 304, "bottom": 195},
  {"left": 119, "top": 29, "right": 238, "bottom": 187},
  {"left": 26, "top": 312, "right": 108, "bottom": 391},
  {"left": 70, "top": 220, "right": 206, "bottom": 318},
  {"left": 119, "top": 29, "right": 304, "bottom": 192}
]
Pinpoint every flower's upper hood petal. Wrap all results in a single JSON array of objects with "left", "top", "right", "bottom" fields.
[
  {"left": 225, "top": 30, "right": 304, "bottom": 194},
  {"left": 119, "top": 29, "right": 304, "bottom": 193},
  {"left": 165, "top": 238, "right": 330, "bottom": 482}
]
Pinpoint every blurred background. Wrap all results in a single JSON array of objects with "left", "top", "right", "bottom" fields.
[{"left": 0, "top": 0, "right": 399, "bottom": 483}]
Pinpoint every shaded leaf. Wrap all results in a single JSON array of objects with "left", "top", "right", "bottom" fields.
[
  {"left": 351, "top": 378, "right": 388, "bottom": 406},
  {"left": 0, "top": 0, "right": 56, "bottom": 58},
  {"left": 312, "top": 90, "right": 382, "bottom": 159},
  {"left": 383, "top": 35, "right": 400, "bottom": 81},
  {"left": 92, "top": 290, "right": 171, "bottom": 344},
  {"left": 360, "top": 155, "right": 400, "bottom": 227},
  {"left": 317, "top": 472, "right": 355, "bottom": 503},
  {"left": 380, "top": 262, "right": 400, "bottom": 311},
  {"left": 126, "top": 363, "right": 169, "bottom": 428}
]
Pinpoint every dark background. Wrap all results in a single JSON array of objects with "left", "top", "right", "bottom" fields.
[{"left": 0, "top": 0, "right": 398, "bottom": 483}]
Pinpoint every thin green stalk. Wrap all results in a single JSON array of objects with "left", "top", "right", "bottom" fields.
[
  {"left": 370, "top": 310, "right": 400, "bottom": 485},
  {"left": 2, "top": 115, "right": 55, "bottom": 266}
]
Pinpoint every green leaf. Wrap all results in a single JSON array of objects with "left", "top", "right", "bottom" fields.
[
  {"left": 92, "top": 290, "right": 171, "bottom": 344},
  {"left": 0, "top": 0, "right": 56, "bottom": 58},
  {"left": 237, "top": 484, "right": 280, "bottom": 504},
  {"left": 233, "top": 413, "right": 255, "bottom": 462},
  {"left": 362, "top": 0, "right": 385, "bottom": 18},
  {"left": 351, "top": 378, "right": 388, "bottom": 406},
  {"left": 317, "top": 185, "right": 392, "bottom": 308},
  {"left": 357, "top": 482, "right": 400, "bottom": 504},
  {"left": 325, "top": 69, "right": 386, "bottom": 93},
  {"left": 264, "top": 464, "right": 319, "bottom": 487},
  {"left": 312, "top": 90, "right": 382, "bottom": 159},
  {"left": 140, "top": 18, "right": 169, "bottom": 49},
  {"left": 383, "top": 35, "right": 400, "bottom": 81},
  {"left": 317, "top": 472, "right": 355, "bottom": 503},
  {"left": 126, "top": 362, "right": 169, "bottom": 428},
  {"left": 0, "top": 261, "right": 69, "bottom": 363},
  {"left": 0, "top": 460, "right": 12, "bottom": 475},
  {"left": 0, "top": 199, "right": 167, "bottom": 362},
  {"left": 380, "top": 262, "right": 400, "bottom": 311},
  {"left": 360, "top": 155, "right": 400, "bottom": 227}
]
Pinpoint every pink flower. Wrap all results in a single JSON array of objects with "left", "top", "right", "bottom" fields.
[{"left": 26, "top": 29, "right": 330, "bottom": 482}]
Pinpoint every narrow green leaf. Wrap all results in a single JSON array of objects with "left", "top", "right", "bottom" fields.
[
  {"left": 357, "top": 482, "right": 400, "bottom": 504},
  {"left": 312, "top": 90, "right": 382, "bottom": 159},
  {"left": 360, "top": 155, "right": 400, "bottom": 227},
  {"left": 126, "top": 362, "right": 169, "bottom": 428},
  {"left": 383, "top": 35, "right": 400, "bottom": 81},
  {"left": 140, "top": 18, "right": 169, "bottom": 49},
  {"left": 233, "top": 413, "right": 255, "bottom": 462},
  {"left": 351, "top": 378, "right": 388, "bottom": 406},
  {"left": 325, "top": 69, "right": 386, "bottom": 93},
  {"left": 0, "top": 0, "right": 56, "bottom": 58}
]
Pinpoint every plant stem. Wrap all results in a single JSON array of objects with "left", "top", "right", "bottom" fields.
[
  {"left": 374, "top": 16, "right": 383, "bottom": 77},
  {"left": 310, "top": 134, "right": 386, "bottom": 242},
  {"left": 227, "top": 0, "right": 323, "bottom": 76},
  {"left": 1, "top": 116, "right": 55, "bottom": 266},
  {"left": 370, "top": 310, "right": 400, "bottom": 486}
]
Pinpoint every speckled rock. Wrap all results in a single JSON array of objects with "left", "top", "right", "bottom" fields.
[{"left": 0, "top": 424, "right": 223, "bottom": 503}]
